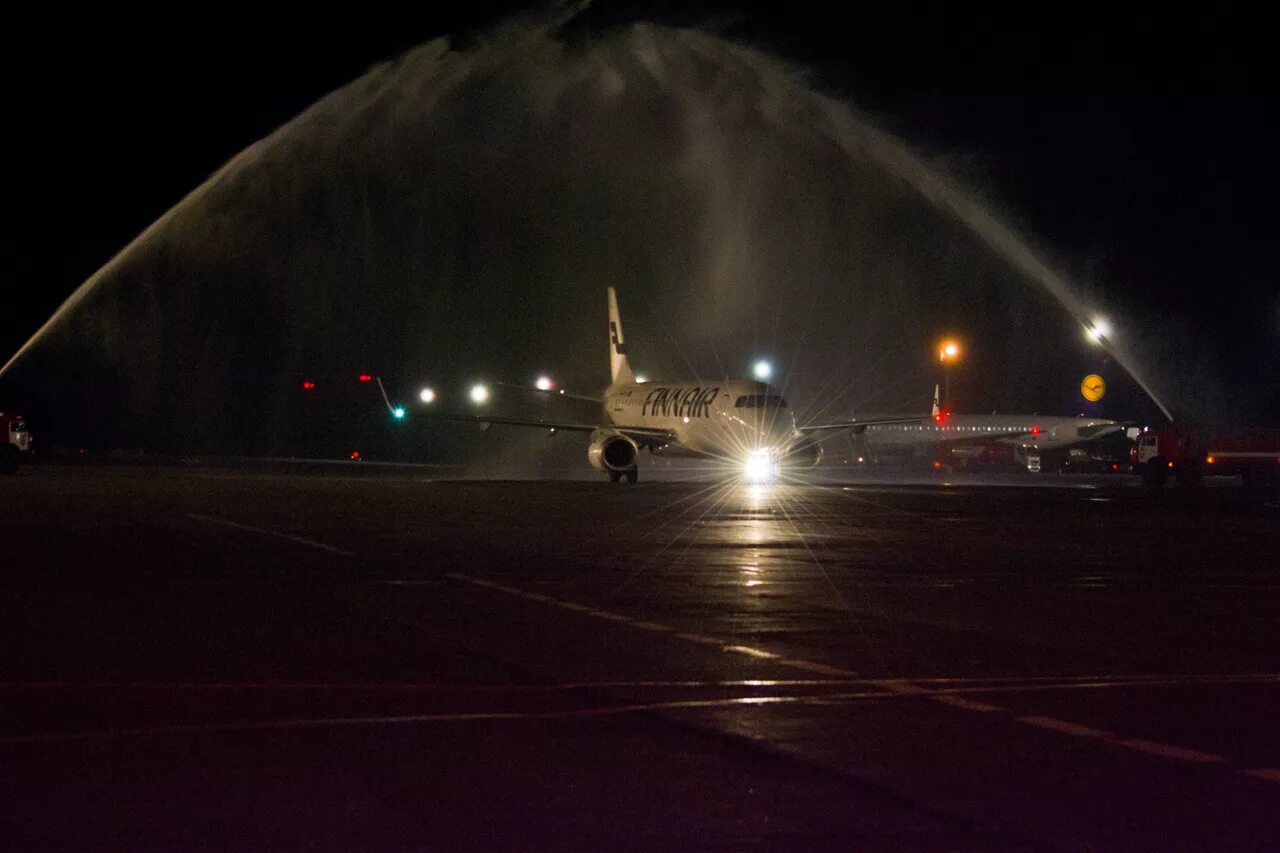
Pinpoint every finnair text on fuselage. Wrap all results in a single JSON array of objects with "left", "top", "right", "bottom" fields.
[{"left": 641, "top": 386, "right": 720, "bottom": 419}]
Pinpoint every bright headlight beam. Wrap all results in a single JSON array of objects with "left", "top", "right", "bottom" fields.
[
  {"left": 744, "top": 449, "right": 778, "bottom": 484},
  {"left": 470, "top": 384, "right": 490, "bottom": 404}
]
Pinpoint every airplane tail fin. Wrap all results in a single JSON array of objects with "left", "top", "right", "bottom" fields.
[
  {"left": 607, "top": 287, "right": 636, "bottom": 385},
  {"left": 931, "top": 384, "right": 941, "bottom": 417}
]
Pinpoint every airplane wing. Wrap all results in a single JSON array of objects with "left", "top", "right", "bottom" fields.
[
  {"left": 798, "top": 416, "right": 930, "bottom": 436},
  {"left": 426, "top": 413, "right": 597, "bottom": 433},
  {"left": 426, "top": 413, "right": 677, "bottom": 446}
]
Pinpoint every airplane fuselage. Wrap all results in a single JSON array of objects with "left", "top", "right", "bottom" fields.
[
  {"left": 862, "top": 415, "right": 1121, "bottom": 453},
  {"left": 603, "top": 380, "right": 799, "bottom": 459}
]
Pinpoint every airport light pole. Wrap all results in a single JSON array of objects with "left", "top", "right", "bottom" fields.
[{"left": 939, "top": 340, "right": 961, "bottom": 408}]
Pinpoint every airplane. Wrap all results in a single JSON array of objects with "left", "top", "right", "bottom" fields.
[
  {"left": 431, "top": 288, "right": 926, "bottom": 483},
  {"left": 851, "top": 385, "right": 1124, "bottom": 470}
]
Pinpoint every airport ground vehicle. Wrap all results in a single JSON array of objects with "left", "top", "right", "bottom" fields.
[
  {"left": 2, "top": 412, "right": 32, "bottom": 474},
  {"left": 1132, "top": 426, "right": 1280, "bottom": 490}
]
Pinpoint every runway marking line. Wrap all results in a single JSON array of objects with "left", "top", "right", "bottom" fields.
[
  {"left": 1017, "top": 716, "right": 1111, "bottom": 738},
  {"left": 1114, "top": 739, "right": 1227, "bottom": 764},
  {"left": 723, "top": 645, "right": 781, "bottom": 660},
  {"left": 445, "top": 573, "right": 1274, "bottom": 780},
  {"left": 931, "top": 695, "right": 1005, "bottom": 712},
  {"left": 673, "top": 632, "right": 726, "bottom": 646},
  {"left": 186, "top": 513, "right": 354, "bottom": 556},
  {"left": 629, "top": 621, "right": 673, "bottom": 632},
  {"left": 588, "top": 611, "right": 632, "bottom": 622},
  {"left": 780, "top": 660, "right": 857, "bottom": 677}
]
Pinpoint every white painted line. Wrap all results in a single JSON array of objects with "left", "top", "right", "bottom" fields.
[
  {"left": 628, "top": 621, "right": 673, "bottom": 632},
  {"left": 588, "top": 611, "right": 631, "bottom": 622},
  {"left": 1114, "top": 739, "right": 1227, "bottom": 764},
  {"left": 723, "top": 645, "right": 781, "bottom": 660},
  {"left": 1017, "top": 716, "right": 1112, "bottom": 738},
  {"left": 1241, "top": 768, "right": 1280, "bottom": 784},
  {"left": 673, "top": 632, "right": 727, "bottom": 646},
  {"left": 186, "top": 514, "right": 354, "bottom": 556},
  {"left": 781, "top": 660, "right": 858, "bottom": 677},
  {"left": 931, "top": 695, "right": 1005, "bottom": 712},
  {"left": 881, "top": 680, "right": 930, "bottom": 695}
]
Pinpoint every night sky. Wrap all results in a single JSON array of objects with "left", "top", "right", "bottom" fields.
[{"left": 6, "top": 4, "right": 1278, "bottom": 453}]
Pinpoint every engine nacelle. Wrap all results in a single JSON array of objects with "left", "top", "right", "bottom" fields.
[
  {"left": 587, "top": 430, "right": 638, "bottom": 472},
  {"left": 782, "top": 436, "right": 823, "bottom": 469}
]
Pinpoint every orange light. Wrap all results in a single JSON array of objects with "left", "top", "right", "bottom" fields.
[
  {"left": 1205, "top": 455, "right": 1215, "bottom": 464},
  {"left": 1167, "top": 461, "right": 1174, "bottom": 468},
  {"left": 938, "top": 340, "right": 961, "bottom": 362},
  {"left": 932, "top": 460, "right": 943, "bottom": 470}
]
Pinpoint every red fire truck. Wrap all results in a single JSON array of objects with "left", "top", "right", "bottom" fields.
[{"left": 1132, "top": 425, "right": 1280, "bottom": 491}]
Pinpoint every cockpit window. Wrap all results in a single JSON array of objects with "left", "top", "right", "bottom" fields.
[{"left": 733, "top": 395, "right": 788, "bottom": 409}]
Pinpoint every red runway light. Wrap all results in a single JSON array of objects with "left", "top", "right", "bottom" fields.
[
  {"left": 358, "top": 374, "right": 373, "bottom": 382},
  {"left": 301, "top": 381, "right": 316, "bottom": 390}
]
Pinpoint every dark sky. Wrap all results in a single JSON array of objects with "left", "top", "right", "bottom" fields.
[{"left": 7, "top": 3, "right": 1278, "bottom": 427}]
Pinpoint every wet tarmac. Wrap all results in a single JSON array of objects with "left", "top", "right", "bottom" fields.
[{"left": 2, "top": 466, "right": 1278, "bottom": 848}]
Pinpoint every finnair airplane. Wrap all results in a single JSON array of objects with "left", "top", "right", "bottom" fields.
[{"left": 438, "top": 288, "right": 924, "bottom": 483}]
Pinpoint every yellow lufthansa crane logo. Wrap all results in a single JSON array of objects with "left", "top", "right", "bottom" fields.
[{"left": 1081, "top": 374, "right": 1106, "bottom": 402}]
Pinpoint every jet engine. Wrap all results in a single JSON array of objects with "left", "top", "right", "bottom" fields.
[
  {"left": 587, "top": 430, "right": 638, "bottom": 473},
  {"left": 782, "top": 435, "right": 823, "bottom": 468}
]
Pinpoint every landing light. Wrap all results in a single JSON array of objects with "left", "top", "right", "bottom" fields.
[
  {"left": 470, "top": 384, "right": 490, "bottom": 404},
  {"left": 419, "top": 387, "right": 436, "bottom": 404},
  {"left": 535, "top": 376, "right": 554, "bottom": 391},
  {"left": 635, "top": 374, "right": 648, "bottom": 384},
  {"left": 753, "top": 360, "right": 773, "bottom": 381},
  {"left": 744, "top": 449, "right": 778, "bottom": 484}
]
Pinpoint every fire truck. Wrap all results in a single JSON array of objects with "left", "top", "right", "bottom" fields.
[
  {"left": 1132, "top": 425, "right": 1280, "bottom": 491},
  {"left": 2, "top": 412, "right": 32, "bottom": 474}
]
